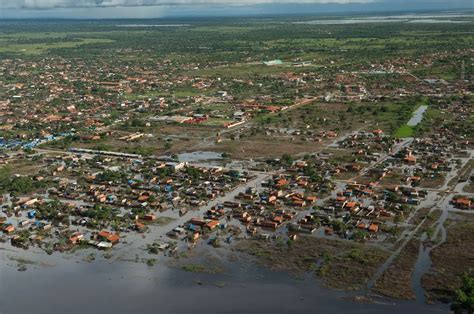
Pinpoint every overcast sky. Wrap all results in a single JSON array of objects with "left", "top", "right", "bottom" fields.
[{"left": 0, "top": 0, "right": 472, "bottom": 19}]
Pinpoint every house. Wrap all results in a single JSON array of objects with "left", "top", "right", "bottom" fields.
[
  {"left": 18, "top": 220, "right": 30, "bottom": 228},
  {"left": 2, "top": 224, "right": 15, "bottom": 234},
  {"left": 98, "top": 231, "right": 111, "bottom": 240},
  {"left": 189, "top": 232, "right": 200, "bottom": 242},
  {"left": 97, "top": 242, "right": 113, "bottom": 249},
  {"left": 273, "top": 216, "right": 284, "bottom": 225},
  {"left": 344, "top": 201, "right": 358, "bottom": 211},
  {"left": 293, "top": 199, "right": 306, "bottom": 207},
  {"left": 69, "top": 232, "right": 84, "bottom": 244},
  {"left": 41, "top": 222, "right": 52, "bottom": 231},
  {"left": 325, "top": 227, "right": 334, "bottom": 235},
  {"left": 368, "top": 224, "right": 379, "bottom": 233},
  {"left": 143, "top": 214, "right": 156, "bottom": 221},
  {"left": 166, "top": 162, "right": 187, "bottom": 171},
  {"left": 189, "top": 218, "right": 206, "bottom": 226},
  {"left": 372, "top": 129, "right": 383, "bottom": 137},
  {"left": 404, "top": 151, "right": 417, "bottom": 164},
  {"left": 206, "top": 220, "right": 219, "bottom": 230},
  {"left": 454, "top": 197, "right": 472, "bottom": 209},
  {"left": 138, "top": 193, "right": 150, "bottom": 202},
  {"left": 107, "top": 234, "right": 120, "bottom": 245},
  {"left": 135, "top": 221, "right": 146, "bottom": 232},
  {"left": 306, "top": 196, "right": 317, "bottom": 204},
  {"left": 260, "top": 220, "right": 278, "bottom": 229},
  {"left": 276, "top": 178, "right": 289, "bottom": 188},
  {"left": 97, "top": 231, "right": 120, "bottom": 244}
]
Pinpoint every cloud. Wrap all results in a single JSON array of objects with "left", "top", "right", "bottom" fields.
[{"left": 1, "top": 0, "right": 377, "bottom": 10}]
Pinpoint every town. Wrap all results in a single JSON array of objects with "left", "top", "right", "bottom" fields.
[{"left": 0, "top": 12, "right": 473, "bottom": 314}]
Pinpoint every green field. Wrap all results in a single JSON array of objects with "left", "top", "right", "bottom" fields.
[
  {"left": 394, "top": 125, "right": 415, "bottom": 138},
  {"left": 0, "top": 37, "right": 114, "bottom": 54}
]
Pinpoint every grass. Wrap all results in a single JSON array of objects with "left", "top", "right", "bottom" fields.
[
  {"left": 394, "top": 125, "right": 415, "bottom": 138},
  {"left": 0, "top": 38, "right": 114, "bottom": 55},
  {"left": 181, "top": 264, "right": 208, "bottom": 273},
  {"left": 200, "top": 118, "right": 234, "bottom": 127}
]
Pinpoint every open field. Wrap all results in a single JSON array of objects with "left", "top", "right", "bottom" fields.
[
  {"left": 0, "top": 37, "right": 114, "bottom": 54},
  {"left": 395, "top": 125, "right": 415, "bottom": 138}
]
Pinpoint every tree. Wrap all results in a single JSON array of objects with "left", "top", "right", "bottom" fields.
[
  {"left": 282, "top": 154, "right": 294, "bottom": 166},
  {"left": 452, "top": 273, "right": 474, "bottom": 314}
]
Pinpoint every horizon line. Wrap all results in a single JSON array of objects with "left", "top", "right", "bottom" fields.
[{"left": 0, "top": 7, "right": 473, "bottom": 21}]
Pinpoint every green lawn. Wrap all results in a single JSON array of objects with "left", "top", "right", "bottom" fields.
[{"left": 394, "top": 125, "right": 414, "bottom": 138}]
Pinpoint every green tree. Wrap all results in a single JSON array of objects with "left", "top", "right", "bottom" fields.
[
  {"left": 452, "top": 273, "right": 474, "bottom": 314},
  {"left": 282, "top": 154, "right": 294, "bottom": 166}
]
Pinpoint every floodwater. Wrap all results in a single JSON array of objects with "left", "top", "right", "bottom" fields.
[
  {"left": 178, "top": 151, "right": 223, "bottom": 163},
  {"left": 295, "top": 19, "right": 470, "bottom": 25},
  {"left": 295, "top": 13, "right": 473, "bottom": 25},
  {"left": 412, "top": 233, "right": 433, "bottom": 303},
  {"left": 116, "top": 24, "right": 190, "bottom": 27},
  {"left": 407, "top": 19, "right": 469, "bottom": 24},
  {"left": 407, "top": 106, "right": 428, "bottom": 127},
  {"left": 0, "top": 250, "right": 449, "bottom": 314},
  {"left": 411, "top": 203, "right": 450, "bottom": 303}
]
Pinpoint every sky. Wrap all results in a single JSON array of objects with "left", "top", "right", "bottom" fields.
[{"left": 0, "top": 0, "right": 472, "bottom": 19}]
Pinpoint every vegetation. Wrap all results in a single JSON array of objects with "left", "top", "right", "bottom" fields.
[
  {"left": 395, "top": 125, "right": 415, "bottom": 138},
  {"left": 0, "top": 166, "right": 46, "bottom": 195},
  {"left": 452, "top": 273, "right": 474, "bottom": 314}
]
